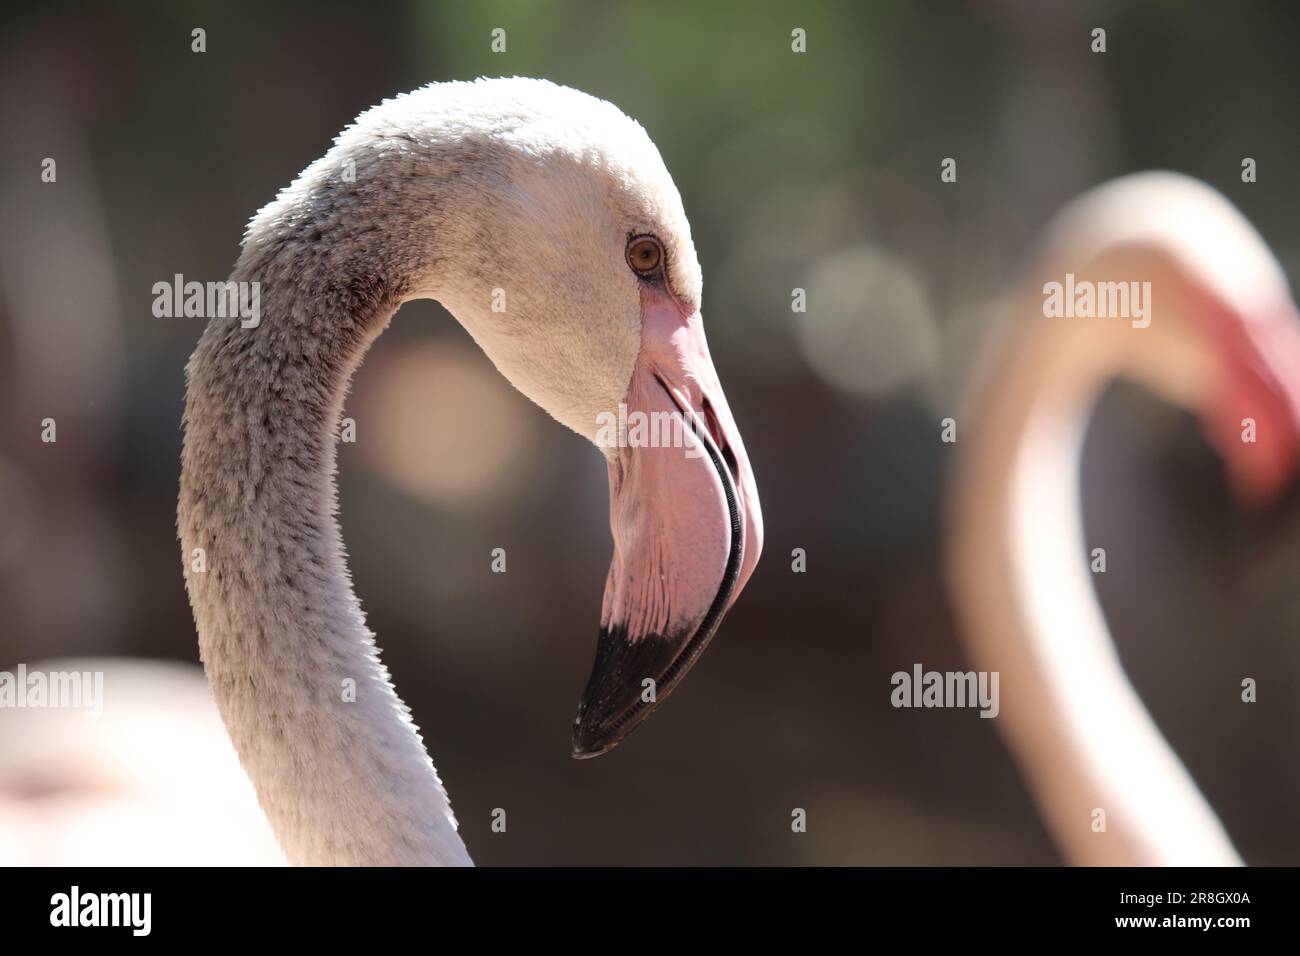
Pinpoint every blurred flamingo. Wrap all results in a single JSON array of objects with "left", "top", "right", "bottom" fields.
[
  {"left": 948, "top": 172, "right": 1300, "bottom": 865},
  {"left": 0, "top": 660, "right": 283, "bottom": 865}
]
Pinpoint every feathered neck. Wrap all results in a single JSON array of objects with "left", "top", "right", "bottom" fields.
[{"left": 179, "top": 193, "right": 471, "bottom": 864}]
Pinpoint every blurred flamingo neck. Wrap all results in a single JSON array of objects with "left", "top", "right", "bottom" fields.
[
  {"left": 179, "top": 242, "right": 472, "bottom": 865},
  {"left": 951, "top": 320, "right": 1241, "bottom": 865}
]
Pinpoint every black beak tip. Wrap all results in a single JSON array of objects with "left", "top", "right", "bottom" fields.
[
  {"left": 569, "top": 625, "right": 684, "bottom": 760},
  {"left": 569, "top": 703, "right": 630, "bottom": 759},
  {"left": 570, "top": 737, "right": 615, "bottom": 760}
]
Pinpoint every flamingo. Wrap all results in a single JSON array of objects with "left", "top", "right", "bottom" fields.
[
  {"left": 0, "top": 660, "right": 284, "bottom": 865},
  {"left": 178, "top": 78, "right": 763, "bottom": 866},
  {"left": 947, "top": 172, "right": 1300, "bottom": 865}
]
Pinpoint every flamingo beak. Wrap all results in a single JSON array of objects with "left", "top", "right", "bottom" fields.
[
  {"left": 1203, "top": 301, "right": 1300, "bottom": 505},
  {"left": 571, "top": 288, "right": 763, "bottom": 757}
]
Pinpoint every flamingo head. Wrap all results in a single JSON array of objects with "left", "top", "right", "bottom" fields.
[
  {"left": 1048, "top": 173, "right": 1300, "bottom": 508},
  {"left": 1198, "top": 298, "right": 1300, "bottom": 505},
  {"left": 380, "top": 79, "right": 763, "bottom": 756}
]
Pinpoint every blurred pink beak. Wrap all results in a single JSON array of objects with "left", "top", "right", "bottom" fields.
[
  {"left": 572, "top": 286, "right": 763, "bottom": 757},
  {"left": 1202, "top": 298, "right": 1300, "bottom": 504}
]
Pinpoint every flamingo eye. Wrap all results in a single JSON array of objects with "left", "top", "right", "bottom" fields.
[{"left": 626, "top": 236, "right": 663, "bottom": 277}]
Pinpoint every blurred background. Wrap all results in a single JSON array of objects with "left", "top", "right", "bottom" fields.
[{"left": 2, "top": 0, "right": 1299, "bottom": 864}]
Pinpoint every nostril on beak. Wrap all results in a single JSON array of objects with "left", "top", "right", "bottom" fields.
[
  {"left": 722, "top": 443, "right": 739, "bottom": 484},
  {"left": 701, "top": 398, "right": 739, "bottom": 484}
]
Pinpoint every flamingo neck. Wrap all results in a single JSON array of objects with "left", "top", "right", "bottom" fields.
[
  {"left": 950, "top": 318, "right": 1241, "bottom": 865},
  {"left": 178, "top": 239, "right": 472, "bottom": 866}
]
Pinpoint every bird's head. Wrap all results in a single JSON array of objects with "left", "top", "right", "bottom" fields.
[
  {"left": 330, "top": 78, "right": 763, "bottom": 755},
  {"left": 1195, "top": 298, "right": 1300, "bottom": 506},
  {"left": 1043, "top": 172, "right": 1300, "bottom": 507}
]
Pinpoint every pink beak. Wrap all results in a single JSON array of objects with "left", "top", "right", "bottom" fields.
[
  {"left": 1201, "top": 298, "right": 1300, "bottom": 504},
  {"left": 572, "top": 286, "right": 763, "bottom": 757}
]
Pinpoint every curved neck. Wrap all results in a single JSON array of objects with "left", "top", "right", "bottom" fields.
[
  {"left": 950, "top": 318, "right": 1241, "bottom": 865},
  {"left": 179, "top": 235, "right": 471, "bottom": 865}
]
